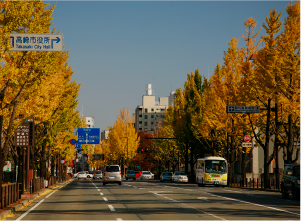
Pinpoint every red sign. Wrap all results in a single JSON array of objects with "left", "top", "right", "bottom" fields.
[
  {"left": 61, "top": 160, "right": 65, "bottom": 164},
  {"left": 244, "top": 135, "right": 251, "bottom": 142},
  {"left": 70, "top": 139, "right": 76, "bottom": 145}
]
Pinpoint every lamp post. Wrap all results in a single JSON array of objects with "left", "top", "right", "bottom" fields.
[{"left": 119, "top": 137, "right": 128, "bottom": 177}]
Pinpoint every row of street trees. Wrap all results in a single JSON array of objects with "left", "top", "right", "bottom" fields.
[
  {"left": 0, "top": 1, "right": 81, "bottom": 188},
  {"left": 155, "top": 2, "right": 300, "bottom": 187}
]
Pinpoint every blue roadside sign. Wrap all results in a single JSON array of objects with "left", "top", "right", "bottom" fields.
[
  {"left": 77, "top": 128, "right": 100, "bottom": 144},
  {"left": 75, "top": 142, "right": 81, "bottom": 149},
  {"left": 227, "top": 105, "right": 260, "bottom": 113}
]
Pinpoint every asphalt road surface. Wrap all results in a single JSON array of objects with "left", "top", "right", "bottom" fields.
[{"left": 5, "top": 178, "right": 300, "bottom": 220}]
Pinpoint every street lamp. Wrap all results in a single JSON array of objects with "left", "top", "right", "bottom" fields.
[{"left": 119, "top": 137, "right": 128, "bottom": 176}]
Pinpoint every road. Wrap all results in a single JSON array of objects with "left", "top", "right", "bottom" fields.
[{"left": 6, "top": 178, "right": 300, "bottom": 220}]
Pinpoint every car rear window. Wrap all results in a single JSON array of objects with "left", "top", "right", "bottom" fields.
[
  {"left": 127, "top": 170, "right": 135, "bottom": 174},
  {"left": 96, "top": 171, "right": 102, "bottom": 174},
  {"left": 105, "top": 166, "right": 119, "bottom": 172}
]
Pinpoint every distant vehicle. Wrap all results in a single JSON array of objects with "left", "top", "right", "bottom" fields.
[
  {"left": 103, "top": 165, "right": 122, "bottom": 185},
  {"left": 196, "top": 156, "right": 228, "bottom": 187},
  {"left": 77, "top": 171, "right": 87, "bottom": 180},
  {"left": 281, "top": 164, "right": 300, "bottom": 199},
  {"left": 73, "top": 173, "right": 78, "bottom": 178},
  {"left": 135, "top": 171, "right": 142, "bottom": 178},
  {"left": 140, "top": 171, "right": 154, "bottom": 180},
  {"left": 93, "top": 170, "right": 103, "bottom": 179},
  {"left": 87, "top": 171, "right": 94, "bottom": 179},
  {"left": 160, "top": 172, "right": 173, "bottom": 182},
  {"left": 126, "top": 170, "right": 136, "bottom": 180},
  {"left": 172, "top": 171, "right": 188, "bottom": 183}
]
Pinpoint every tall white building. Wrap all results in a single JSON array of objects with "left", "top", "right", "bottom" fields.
[
  {"left": 135, "top": 84, "right": 175, "bottom": 134},
  {"left": 85, "top": 116, "right": 94, "bottom": 128}
]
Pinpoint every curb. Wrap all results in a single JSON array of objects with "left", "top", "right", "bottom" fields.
[{"left": 0, "top": 179, "right": 72, "bottom": 220}]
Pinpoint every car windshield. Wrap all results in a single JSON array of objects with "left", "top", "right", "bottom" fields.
[
  {"left": 294, "top": 166, "right": 300, "bottom": 176},
  {"left": 142, "top": 171, "right": 150, "bottom": 174},
  {"left": 96, "top": 171, "right": 102, "bottom": 174},
  {"left": 163, "top": 172, "right": 172, "bottom": 176},
  {"left": 175, "top": 172, "right": 185, "bottom": 175},
  {"left": 127, "top": 170, "right": 135, "bottom": 174},
  {"left": 135, "top": 171, "right": 141, "bottom": 174},
  {"left": 105, "top": 166, "right": 119, "bottom": 172},
  {"left": 79, "top": 172, "right": 85, "bottom": 174},
  {"left": 205, "top": 160, "right": 227, "bottom": 174}
]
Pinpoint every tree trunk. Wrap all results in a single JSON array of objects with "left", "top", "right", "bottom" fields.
[
  {"left": 286, "top": 114, "right": 293, "bottom": 164},
  {"left": 264, "top": 99, "right": 271, "bottom": 189},
  {"left": 40, "top": 143, "right": 46, "bottom": 179},
  {"left": 185, "top": 142, "right": 189, "bottom": 175}
]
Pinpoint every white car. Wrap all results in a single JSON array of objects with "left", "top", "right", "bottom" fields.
[
  {"left": 140, "top": 171, "right": 154, "bottom": 180},
  {"left": 73, "top": 173, "right": 78, "bottom": 178},
  {"left": 87, "top": 172, "right": 94, "bottom": 179},
  {"left": 172, "top": 171, "right": 188, "bottom": 183},
  {"left": 77, "top": 171, "right": 87, "bottom": 180}
]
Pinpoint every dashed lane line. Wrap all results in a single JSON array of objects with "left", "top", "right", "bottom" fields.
[{"left": 108, "top": 205, "right": 115, "bottom": 211}]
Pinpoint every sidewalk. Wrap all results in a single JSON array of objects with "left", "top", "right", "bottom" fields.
[{"left": 0, "top": 179, "right": 72, "bottom": 220}]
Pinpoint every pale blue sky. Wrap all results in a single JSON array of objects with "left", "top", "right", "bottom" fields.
[{"left": 48, "top": 1, "right": 291, "bottom": 130}]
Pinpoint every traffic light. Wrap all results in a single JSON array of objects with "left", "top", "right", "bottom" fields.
[{"left": 141, "top": 149, "right": 144, "bottom": 153}]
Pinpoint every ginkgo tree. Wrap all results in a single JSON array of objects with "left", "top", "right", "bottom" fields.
[
  {"left": 104, "top": 108, "right": 140, "bottom": 175},
  {"left": 0, "top": 0, "right": 81, "bottom": 187}
]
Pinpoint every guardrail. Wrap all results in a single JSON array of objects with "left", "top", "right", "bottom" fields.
[
  {"left": 0, "top": 182, "right": 20, "bottom": 209},
  {"left": 229, "top": 177, "right": 280, "bottom": 190}
]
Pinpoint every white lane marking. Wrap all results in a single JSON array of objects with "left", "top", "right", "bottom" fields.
[
  {"left": 116, "top": 219, "right": 123, "bottom": 221},
  {"left": 97, "top": 189, "right": 100, "bottom": 191},
  {"left": 45, "top": 190, "right": 58, "bottom": 198},
  {"left": 133, "top": 186, "right": 137, "bottom": 188},
  {"left": 224, "top": 189, "right": 242, "bottom": 193},
  {"left": 100, "top": 193, "right": 104, "bottom": 195},
  {"left": 197, "top": 197, "right": 208, "bottom": 201},
  {"left": 153, "top": 192, "right": 225, "bottom": 220},
  {"left": 210, "top": 193, "right": 300, "bottom": 216},
  {"left": 16, "top": 199, "right": 45, "bottom": 221},
  {"left": 103, "top": 197, "right": 108, "bottom": 201},
  {"left": 108, "top": 205, "right": 115, "bottom": 211}
]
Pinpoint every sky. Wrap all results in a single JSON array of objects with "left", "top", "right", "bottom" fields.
[{"left": 47, "top": 0, "right": 292, "bottom": 131}]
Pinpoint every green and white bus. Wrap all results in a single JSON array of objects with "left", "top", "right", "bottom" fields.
[{"left": 196, "top": 156, "right": 228, "bottom": 187}]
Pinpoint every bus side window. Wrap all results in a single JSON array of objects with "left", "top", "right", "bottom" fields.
[{"left": 201, "top": 163, "right": 204, "bottom": 169}]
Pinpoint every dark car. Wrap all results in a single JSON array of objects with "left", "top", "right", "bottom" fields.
[
  {"left": 126, "top": 170, "right": 136, "bottom": 180},
  {"left": 160, "top": 172, "right": 173, "bottom": 182},
  {"left": 281, "top": 164, "right": 300, "bottom": 199}
]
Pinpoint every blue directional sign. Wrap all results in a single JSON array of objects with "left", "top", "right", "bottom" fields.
[
  {"left": 75, "top": 142, "right": 81, "bottom": 149},
  {"left": 9, "top": 33, "right": 63, "bottom": 51},
  {"left": 77, "top": 128, "right": 100, "bottom": 144},
  {"left": 227, "top": 105, "right": 260, "bottom": 113}
]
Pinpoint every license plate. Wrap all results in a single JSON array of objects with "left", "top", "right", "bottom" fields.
[{"left": 109, "top": 176, "right": 115, "bottom": 179}]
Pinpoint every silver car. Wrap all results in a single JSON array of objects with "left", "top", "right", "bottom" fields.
[
  {"left": 93, "top": 170, "right": 103, "bottom": 179},
  {"left": 103, "top": 165, "right": 122, "bottom": 185},
  {"left": 140, "top": 171, "right": 154, "bottom": 180},
  {"left": 172, "top": 171, "right": 188, "bottom": 183}
]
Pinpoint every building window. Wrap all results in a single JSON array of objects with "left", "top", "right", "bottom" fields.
[
  {"left": 139, "top": 121, "right": 142, "bottom": 124},
  {"left": 151, "top": 108, "right": 154, "bottom": 112},
  {"left": 145, "top": 115, "right": 148, "bottom": 119},
  {"left": 161, "top": 108, "right": 165, "bottom": 111},
  {"left": 151, "top": 115, "right": 154, "bottom": 118},
  {"left": 151, "top": 122, "right": 154, "bottom": 125},
  {"left": 145, "top": 108, "right": 148, "bottom": 113},
  {"left": 144, "top": 122, "right": 148, "bottom": 126}
]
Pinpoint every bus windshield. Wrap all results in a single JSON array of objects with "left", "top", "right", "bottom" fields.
[{"left": 205, "top": 160, "right": 227, "bottom": 174}]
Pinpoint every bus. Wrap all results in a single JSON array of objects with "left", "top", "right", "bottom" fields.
[{"left": 196, "top": 156, "right": 228, "bottom": 187}]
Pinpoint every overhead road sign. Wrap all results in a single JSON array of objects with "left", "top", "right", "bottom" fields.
[
  {"left": 77, "top": 128, "right": 100, "bottom": 144},
  {"left": 9, "top": 33, "right": 63, "bottom": 51},
  {"left": 227, "top": 105, "right": 260, "bottom": 113},
  {"left": 242, "top": 142, "right": 252, "bottom": 148}
]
